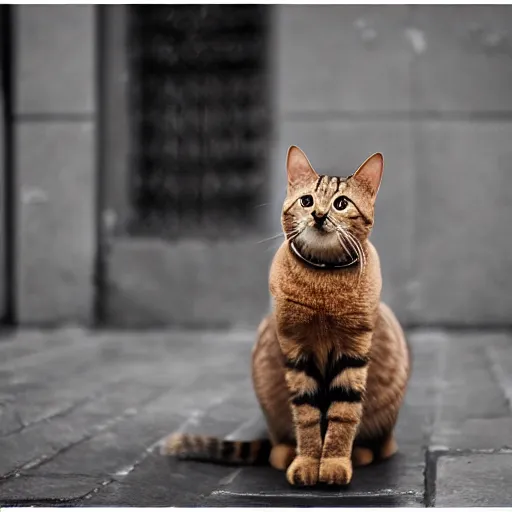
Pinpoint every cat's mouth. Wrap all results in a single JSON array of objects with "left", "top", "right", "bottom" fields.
[{"left": 289, "top": 234, "right": 359, "bottom": 270}]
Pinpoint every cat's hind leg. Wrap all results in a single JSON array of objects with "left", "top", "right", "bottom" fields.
[
  {"left": 351, "top": 430, "right": 398, "bottom": 466},
  {"left": 379, "top": 432, "right": 398, "bottom": 460},
  {"left": 352, "top": 446, "right": 374, "bottom": 467},
  {"left": 270, "top": 443, "right": 296, "bottom": 471}
]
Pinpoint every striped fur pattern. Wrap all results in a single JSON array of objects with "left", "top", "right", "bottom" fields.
[
  {"left": 161, "top": 433, "right": 271, "bottom": 466},
  {"left": 253, "top": 303, "right": 410, "bottom": 485},
  {"left": 162, "top": 146, "right": 410, "bottom": 487}
]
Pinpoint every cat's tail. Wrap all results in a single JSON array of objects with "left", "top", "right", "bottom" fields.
[{"left": 161, "top": 433, "right": 272, "bottom": 466}]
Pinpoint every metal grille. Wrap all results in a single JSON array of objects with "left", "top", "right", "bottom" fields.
[{"left": 127, "top": 5, "right": 270, "bottom": 238}]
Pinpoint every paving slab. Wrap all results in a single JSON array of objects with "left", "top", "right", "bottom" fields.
[
  {"left": 426, "top": 332, "right": 512, "bottom": 451},
  {"left": 0, "top": 475, "right": 101, "bottom": 506},
  {"left": 435, "top": 453, "right": 512, "bottom": 507},
  {"left": 86, "top": 454, "right": 235, "bottom": 507},
  {"left": 205, "top": 455, "right": 424, "bottom": 507},
  {"left": 0, "top": 380, "right": 168, "bottom": 477}
]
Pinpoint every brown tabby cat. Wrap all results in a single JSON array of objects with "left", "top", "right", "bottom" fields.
[{"left": 163, "top": 146, "right": 411, "bottom": 487}]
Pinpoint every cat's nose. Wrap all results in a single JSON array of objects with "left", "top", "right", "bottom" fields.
[{"left": 312, "top": 211, "right": 327, "bottom": 226}]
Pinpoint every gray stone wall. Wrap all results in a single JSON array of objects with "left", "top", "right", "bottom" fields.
[
  {"left": 271, "top": 5, "right": 512, "bottom": 327},
  {"left": 13, "top": 6, "right": 96, "bottom": 325},
  {"left": 0, "top": 14, "right": 5, "bottom": 322}
]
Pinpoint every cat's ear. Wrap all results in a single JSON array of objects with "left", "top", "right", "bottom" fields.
[
  {"left": 351, "top": 152, "right": 383, "bottom": 199},
  {"left": 286, "top": 146, "right": 318, "bottom": 190}
]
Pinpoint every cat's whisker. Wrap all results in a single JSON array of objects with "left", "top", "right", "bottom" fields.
[
  {"left": 339, "top": 229, "right": 360, "bottom": 264},
  {"left": 257, "top": 232, "right": 286, "bottom": 244},
  {"left": 325, "top": 216, "right": 337, "bottom": 228},
  {"left": 337, "top": 227, "right": 364, "bottom": 281},
  {"left": 328, "top": 218, "right": 355, "bottom": 258},
  {"left": 341, "top": 229, "right": 360, "bottom": 260},
  {"left": 347, "top": 230, "right": 366, "bottom": 268},
  {"left": 326, "top": 217, "right": 360, "bottom": 271},
  {"left": 261, "top": 231, "right": 298, "bottom": 254},
  {"left": 258, "top": 225, "right": 303, "bottom": 245},
  {"left": 333, "top": 228, "right": 351, "bottom": 259},
  {"left": 325, "top": 217, "right": 348, "bottom": 254},
  {"left": 342, "top": 229, "right": 363, "bottom": 264},
  {"left": 342, "top": 228, "right": 366, "bottom": 280}
]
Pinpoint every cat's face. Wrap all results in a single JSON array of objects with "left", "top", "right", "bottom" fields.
[{"left": 281, "top": 146, "right": 383, "bottom": 268}]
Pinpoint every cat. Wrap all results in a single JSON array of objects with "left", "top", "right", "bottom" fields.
[{"left": 162, "top": 146, "right": 411, "bottom": 487}]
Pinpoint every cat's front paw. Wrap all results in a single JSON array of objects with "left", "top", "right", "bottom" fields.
[
  {"left": 319, "top": 456, "right": 353, "bottom": 485},
  {"left": 286, "top": 455, "right": 320, "bottom": 486}
]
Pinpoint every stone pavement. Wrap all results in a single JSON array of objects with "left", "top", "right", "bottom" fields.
[{"left": 0, "top": 327, "right": 511, "bottom": 507}]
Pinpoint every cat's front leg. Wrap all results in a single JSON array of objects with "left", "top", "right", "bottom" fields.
[
  {"left": 319, "top": 351, "right": 369, "bottom": 485},
  {"left": 283, "top": 350, "right": 323, "bottom": 486}
]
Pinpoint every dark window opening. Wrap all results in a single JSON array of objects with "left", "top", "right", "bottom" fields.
[{"left": 127, "top": 5, "right": 270, "bottom": 239}]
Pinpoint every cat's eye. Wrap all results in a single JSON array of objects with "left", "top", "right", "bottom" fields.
[
  {"left": 300, "top": 195, "right": 314, "bottom": 208},
  {"left": 333, "top": 196, "right": 349, "bottom": 211}
]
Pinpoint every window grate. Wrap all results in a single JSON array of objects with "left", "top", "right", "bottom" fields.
[{"left": 127, "top": 5, "right": 270, "bottom": 239}]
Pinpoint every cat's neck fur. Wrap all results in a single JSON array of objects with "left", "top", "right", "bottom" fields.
[{"left": 271, "top": 239, "right": 381, "bottom": 305}]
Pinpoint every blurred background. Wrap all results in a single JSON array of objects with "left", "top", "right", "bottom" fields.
[{"left": 1, "top": 4, "right": 511, "bottom": 331}]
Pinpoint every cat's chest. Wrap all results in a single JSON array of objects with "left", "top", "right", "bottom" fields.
[
  {"left": 274, "top": 296, "right": 373, "bottom": 348},
  {"left": 272, "top": 267, "right": 365, "bottom": 317}
]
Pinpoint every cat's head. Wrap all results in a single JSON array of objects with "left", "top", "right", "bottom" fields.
[{"left": 281, "top": 146, "right": 383, "bottom": 268}]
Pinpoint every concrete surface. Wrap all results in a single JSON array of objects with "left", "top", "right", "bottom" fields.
[{"left": 0, "top": 328, "right": 511, "bottom": 506}]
